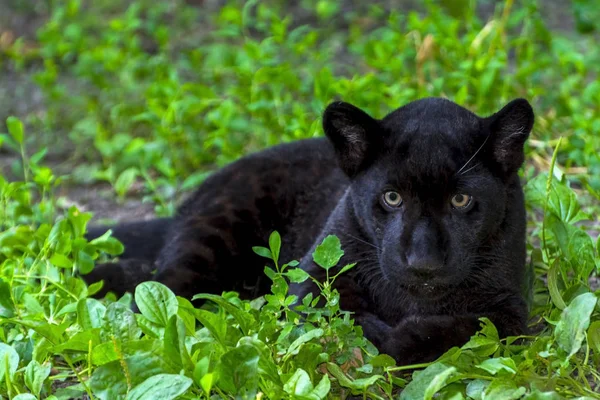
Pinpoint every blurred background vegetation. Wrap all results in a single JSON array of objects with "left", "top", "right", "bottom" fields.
[
  {"left": 1, "top": 0, "right": 599, "bottom": 223},
  {"left": 1, "top": 1, "right": 600, "bottom": 398}
]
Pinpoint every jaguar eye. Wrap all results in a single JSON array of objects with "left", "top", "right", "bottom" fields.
[
  {"left": 383, "top": 191, "right": 403, "bottom": 207},
  {"left": 450, "top": 194, "right": 472, "bottom": 209}
]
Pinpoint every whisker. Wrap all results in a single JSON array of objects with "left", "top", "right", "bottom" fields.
[
  {"left": 459, "top": 162, "right": 481, "bottom": 176},
  {"left": 339, "top": 232, "right": 382, "bottom": 251},
  {"left": 456, "top": 134, "right": 491, "bottom": 175}
]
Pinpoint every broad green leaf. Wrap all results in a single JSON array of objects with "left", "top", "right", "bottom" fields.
[
  {"left": 423, "top": 365, "right": 457, "bottom": 400},
  {"left": 90, "top": 353, "right": 167, "bottom": 400},
  {"left": 523, "top": 389, "right": 563, "bottom": 399},
  {"left": 312, "top": 235, "right": 344, "bottom": 270},
  {"left": 125, "top": 374, "right": 193, "bottom": 400},
  {"left": 284, "top": 368, "right": 314, "bottom": 396},
  {"left": 7, "top": 116, "right": 24, "bottom": 144},
  {"left": 285, "top": 328, "right": 324, "bottom": 358},
  {"left": 92, "top": 340, "right": 158, "bottom": 366},
  {"left": 194, "top": 309, "right": 228, "bottom": 344},
  {"left": 238, "top": 337, "right": 281, "bottom": 384},
  {"left": 13, "top": 394, "right": 37, "bottom": 400},
  {"left": 0, "top": 278, "right": 15, "bottom": 318},
  {"left": 78, "top": 298, "right": 106, "bottom": 330},
  {"left": 554, "top": 292, "right": 597, "bottom": 358},
  {"left": 0, "top": 343, "right": 20, "bottom": 381},
  {"left": 49, "top": 253, "right": 72, "bottom": 268},
  {"left": 217, "top": 344, "right": 260, "bottom": 394},
  {"left": 11, "top": 318, "right": 66, "bottom": 344},
  {"left": 476, "top": 357, "right": 517, "bottom": 375},
  {"left": 25, "top": 360, "right": 51, "bottom": 397},
  {"left": 77, "top": 249, "right": 95, "bottom": 275},
  {"left": 192, "top": 293, "right": 254, "bottom": 334},
  {"left": 285, "top": 267, "right": 310, "bottom": 283},
  {"left": 465, "top": 379, "right": 489, "bottom": 400},
  {"left": 400, "top": 363, "right": 455, "bottom": 400},
  {"left": 193, "top": 355, "right": 215, "bottom": 394},
  {"left": 370, "top": 354, "right": 396, "bottom": 367},
  {"left": 309, "top": 374, "right": 331, "bottom": 399},
  {"left": 22, "top": 293, "right": 44, "bottom": 315},
  {"left": 90, "top": 230, "right": 125, "bottom": 255},
  {"left": 54, "top": 329, "right": 101, "bottom": 352},
  {"left": 483, "top": 378, "right": 526, "bottom": 400},
  {"left": 135, "top": 281, "right": 178, "bottom": 327},
  {"left": 350, "top": 375, "right": 385, "bottom": 391},
  {"left": 104, "top": 302, "right": 142, "bottom": 342}
]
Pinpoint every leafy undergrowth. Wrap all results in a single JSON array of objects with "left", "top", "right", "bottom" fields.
[
  {"left": 1, "top": 0, "right": 600, "bottom": 399},
  {"left": 0, "top": 121, "right": 599, "bottom": 399}
]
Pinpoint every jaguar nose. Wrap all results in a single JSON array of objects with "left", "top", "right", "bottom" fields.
[{"left": 406, "top": 256, "right": 443, "bottom": 279}]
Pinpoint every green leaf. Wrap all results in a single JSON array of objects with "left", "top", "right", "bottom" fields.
[
  {"left": 350, "top": 375, "right": 384, "bottom": 391},
  {"left": 217, "top": 344, "right": 260, "bottom": 394},
  {"left": 125, "top": 374, "right": 193, "bottom": 400},
  {"left": 192, "top": 293, "right": 254, "bottom": 334},
  {"left": 483, "top": 378, "right": 526, "bottom": 400},
  {"left": 423, "top": 366, "right": 457, "bottom": 400},
  {"left": 466, "top": 379, "right": 489, "bottom": 400},
  {"left": 309, "top": 374, "right": 331, "bottom": 399},
  {"left": 54, "top": 329, "right": 101, "bottom": 352},
  {"left": 13, "top": 394, "right": 37, "bottom": 400},
  {"left": 285, "top": 267, "right": 310, "bottom": 283},
  {"left": 194, "top": 309, "right": 228, "bottom": 344},
  {"left": 547, "top": 259, "right": 566, "bottom": 310},
  {"left": 194, "top": 355, "right": 215, "bottom": 394},
  {"left": 7, "top": 116, "right": 24, "bottom": 144},
  {"left": 90, "top": 230, "right": 125, "bottom": 255},
  {"left": 135, "top": 282, "right": 178, "bottom": 327},
  {"left": 269, "top": 230, "right": 281, "bottom": 263},
  {"left": 587, "top": 320, "right": 600, "bottom": 354},
  {"left": 77, "top": 250, "right": 95, "bottom": 275},
  {"left": 312, "top": 235, "right": 344, "bottom": 270},
  {"left": 285, "top": 328, "right": 324, "bottom": 358},
  {"left": 114, "top": 167, "right": 139, "bottom": 197},
  {"left": 90, "top": 353, "right": 168, "bottom": 400},
  {"left": 25, "top": 360, "right": 52, "bottom": 397},
  {"left": 554, "top": 292, "right": 597, "bottom": 358},
  {"left": 49, "top": 253, "right": 73, "bottom": 268},
  {"left": 0, "top": 278, "right": 15, "bottom": 318},
  {"left": 22, "top": 293, "right": 44, "bottom": 315},
  {"left": 78, "top": 298, "right": 106, "bottom": 330},
  {"left": 335, "top": 262, "right": 357, "bottom": 278},
  {"left": 284, "top": 368, "right": 314, "bottom": 396},
  {"left": 0, "top": 343, "right": 20, "bottom": 381},
  {"left": 522, "top": 389, "right": 563, "bottom": 399},
  {"left": 104, "top": 302, "right": 142, "bottom": 342},
  {"left": 370, "top": 354, "right": 396, "bottom": 368},
  {"left": 252, "top": 245, "right": 272, "bottom": 259},
  {"left": 238, "top": 337, "right": 281, "bottom": 384},
  {"left": 400, "top": 363, "right": 455, "bottom": 400},
  {"left": 476, "top": 357, "right": 517, "bottom": 375},
  {"left": 163, "top": 315, "right": 192, "bottom": 372}
]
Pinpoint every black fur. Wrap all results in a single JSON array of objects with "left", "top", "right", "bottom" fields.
[{"left": 85, "top": 97, "right": 534, "bottom": 365}]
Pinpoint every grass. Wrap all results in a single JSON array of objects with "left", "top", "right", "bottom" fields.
[{"left": 0, "top": 0, "right": 599, "bottom": 398}]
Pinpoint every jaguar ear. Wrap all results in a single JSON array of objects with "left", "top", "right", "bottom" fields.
[
  {"left": 487, "top": 98, "right": 534, "bottom": 175},
  {"left": 323, "top": 101, "right": 382, "bottom": 178}
]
